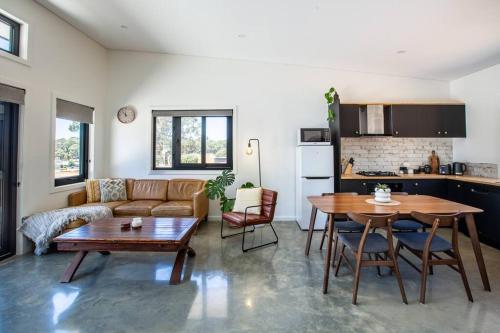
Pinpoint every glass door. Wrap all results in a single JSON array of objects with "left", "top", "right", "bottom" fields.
[{"left": 0, "top": 101, "right": 19, "bottom": 260}]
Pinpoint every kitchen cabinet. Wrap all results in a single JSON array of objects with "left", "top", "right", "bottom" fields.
[
  {"left": 462, "top": 183, "right": 500, "bottom": 249},
  {"left": 338, "top": 104, "right": 361, "bottom": 137},
  {"left": 391, "top": 104, "right": 466, "bottom": 138},
  {"left": 402, "top": 179, "right": 447, "bottom": 198}
]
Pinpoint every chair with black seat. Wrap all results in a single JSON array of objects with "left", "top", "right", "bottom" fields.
[
  {"left": 334, "top": 212, "right": 407, "bottom": 305},
  {"left": 374, "top": 192, "right": 424, "bottom": 232},
  {"left": 319, "top": 192, "right": 362, "bottom": 250},
  {"left": 221, "top": 189, "right": 278, "bottom": 252},
  {"left": 394, "top": 211, "right": 473, "bottom": 304}
]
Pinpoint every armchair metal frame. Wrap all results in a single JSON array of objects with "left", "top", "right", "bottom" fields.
[{"left": 221, "top": 203, "right": 278, "bottom": 252}]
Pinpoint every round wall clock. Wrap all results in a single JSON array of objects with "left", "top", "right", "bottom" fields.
[{"left": 117, "top": 105, "right": 136, "bottom": 124}]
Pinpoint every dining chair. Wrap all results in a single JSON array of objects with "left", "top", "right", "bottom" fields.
[
  {"left": 319, "top": 193, "right": 364, "bottom": 268},
  {"left": 334, "top": 212, "right": 407, "bottom": 305},
  {"left": 370, "top": 192, "right": 424, "bottom": 232},
  {"left": 221, "top": 189, "right": 278, "bottom": 252},
  {"left": 394, "top": 211, "right": 473, "bottom": 304}
]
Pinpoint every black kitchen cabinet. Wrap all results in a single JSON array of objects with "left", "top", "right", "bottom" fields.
[
  {"left": 338, "top": 104, "right": 361, "bottom": 137},
  {"left": 462, "top": 183, "right": 500, "bottom": 249},
  {"left": 341, "top": 180, "right": 368, "bottom": 193},
  {"left": 402, "top": 179, "right": 447, "bottom": 198},
  {"left": 391, "top": 104, "right": 465, "bottom": 138}
]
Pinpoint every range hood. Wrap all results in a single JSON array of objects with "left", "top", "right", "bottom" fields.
[{"left": 359, "top": 104, "right": 392, "bottom": 136}]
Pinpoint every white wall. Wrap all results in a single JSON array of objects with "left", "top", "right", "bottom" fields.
[
  {"left": 450, "top": 64, "right": 500, "bottom": 177},
  {"left": 107, "top": 51, "right": 451, "bottom": 220},
  {"left": 0, "top": 0, "right": 108, "bottom": 253}
]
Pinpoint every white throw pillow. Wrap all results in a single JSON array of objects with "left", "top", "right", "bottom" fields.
[{"left": 232, "top": 187, "right": 263, "bottom": 215}]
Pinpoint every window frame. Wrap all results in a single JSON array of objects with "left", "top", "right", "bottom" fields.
[
  {"left": 0, "top": 13, "right": 20, "bottom": 56},
  {"left": 152, "top": 114, "right": 233, "bottom": 171},
  {"left": 54, "top": 121, "right": 90, "bottom": 187}
]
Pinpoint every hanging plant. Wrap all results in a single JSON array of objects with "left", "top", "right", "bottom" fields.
[{"left": 324, "top": 87, "right": 337, "bottom": 121}]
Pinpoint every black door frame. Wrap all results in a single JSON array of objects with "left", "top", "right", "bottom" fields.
[{"left": 0, "top": 102, "right": 19, "bottom": 260}]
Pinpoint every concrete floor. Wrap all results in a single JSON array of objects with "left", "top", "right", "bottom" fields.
[{"left": 1, "top": 221, "right": 500, "bottom": 333}]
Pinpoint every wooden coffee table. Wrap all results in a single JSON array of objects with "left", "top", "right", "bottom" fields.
[{"left": 54, "top": 217, "right": 198, "bottom": 285}]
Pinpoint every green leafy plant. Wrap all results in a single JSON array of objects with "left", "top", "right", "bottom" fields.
[
  {"left": 375, "top": 183, "right": 389, "bottom": 191},
  {"left": 204, "top": 170, "right": 255, "bottom": 213},
  {"left": 324, "top": 87, "right": 337, "bottom": 121}
]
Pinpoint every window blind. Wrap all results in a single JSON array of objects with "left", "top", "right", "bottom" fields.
[
  {"left": 56, "top": 98, "right": 94, "bottom": 124},
  {"left": 0, "top": 83, "right": 25, "bottom": 105},
  {"left": 152, "top": 109, "right": 232, "bottom": 117}
]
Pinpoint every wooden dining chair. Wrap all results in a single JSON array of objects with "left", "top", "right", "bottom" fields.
[
  {"left": 334, "top": 212, "right": 407, "bottom": 305},
  {"left": 319, "top": 193, "right": 364, "bottom": 268},
  {"left": 394, "top": 211, "right": 472, "bottom": 304},
  {"left": 370, "top": 192, "right": 424, "bottom": 232}
]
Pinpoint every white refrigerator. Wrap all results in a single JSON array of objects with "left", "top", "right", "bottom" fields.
[{"left": 295, "top": 145, "right": 334, "bottom": 230}]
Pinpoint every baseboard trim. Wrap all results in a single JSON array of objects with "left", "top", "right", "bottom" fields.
[{"left": 208, "top": 215, "right": 296, "bottom": 222}]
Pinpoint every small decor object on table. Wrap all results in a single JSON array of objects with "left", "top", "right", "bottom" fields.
[
  {"left": 131, "top": 217, "right": 143, "bottom": 229},
  {"left": 374, "top": 183, "right": 391, "bottom": 203},
  {"left": 121, "top": 221, "right": 131, "bottom": 230}
]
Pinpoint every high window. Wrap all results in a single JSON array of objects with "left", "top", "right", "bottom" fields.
[
  {"left": 54, "top": 99, "right": 93, "bottom": 187},
  {"left": 153, "top": 110, "right": 233, "bottom": 170},
  {"left": 0, "top": 13, "right": 20, "bottom": 56}
]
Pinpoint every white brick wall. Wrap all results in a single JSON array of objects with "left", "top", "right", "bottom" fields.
[{"left": 341, "top": 137, "right": 453, "bottom": 172}]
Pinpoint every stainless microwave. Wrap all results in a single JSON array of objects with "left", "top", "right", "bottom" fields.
[{"left": 297, "top": 128, "right": 331, "bottom": 145}]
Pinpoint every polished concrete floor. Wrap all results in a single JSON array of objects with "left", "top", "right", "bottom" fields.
[{"left": 1, "top": 221, "right": 500, "bottom": 333}]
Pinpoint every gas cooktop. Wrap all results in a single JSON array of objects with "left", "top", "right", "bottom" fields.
[{"left": 356, "top": 171, "right": 399, "bottom": 177}]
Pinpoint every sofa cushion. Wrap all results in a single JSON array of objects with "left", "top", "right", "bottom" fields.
[
  {"left": 113, "top": 200, "right": 164, "bottom": 216},
  {"left": 126, "top": 179, "right": 135, "bottom": 200},
  {"left": 85, "top": 179, "right": 101, "bottom": 203},
  {"left": 81, "top": 201, "right": 129, "bottom": 210},
  {"left": 100, "top": 178, "right": 127, "bottom": 202},
  {"left": 168, "top": 179, "right": 205, "bottom": 201},
  {"left": 132, "top": 180, "right": 168, "bottom": 201},
  {"left": 151, "top": 201, "right": 193, "bottom": 217},
  {"left": 232, "top": 187, "right": 262, "bottom": 215}
]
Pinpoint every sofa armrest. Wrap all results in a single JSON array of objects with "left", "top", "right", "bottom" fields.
[
  {"left": 68, "top": 190, "right": 87, "bottom": 207},
  {"left": 193, "top": 188, "right": 209, "bottom": 219}
]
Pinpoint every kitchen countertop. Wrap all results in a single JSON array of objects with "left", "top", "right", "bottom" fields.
[{"left": 341, "top": 174, "right": 500, "bottom": 187}]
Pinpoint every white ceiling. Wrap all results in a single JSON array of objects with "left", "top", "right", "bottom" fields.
[{"left": 36, "top": 0, "right": 500, "bottom": 81}]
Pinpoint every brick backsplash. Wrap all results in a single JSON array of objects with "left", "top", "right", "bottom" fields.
[
  {"left": 465, "top": 163, "right": 499, "bottom": 178},
  {"left": 341, "top": 137, "right": 453, "bottom": 172}
]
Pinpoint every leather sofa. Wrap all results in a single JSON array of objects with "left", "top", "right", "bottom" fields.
[{"left": 66, "top": 179, "right": 208, "bottom": 230}]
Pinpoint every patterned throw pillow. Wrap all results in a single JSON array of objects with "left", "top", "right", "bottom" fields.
[
  {"left": 85, "top": 179, "right": 101, "bottom": 203},
  {"left": 100, "top": 178, "right": 127, "bottom": 203}
]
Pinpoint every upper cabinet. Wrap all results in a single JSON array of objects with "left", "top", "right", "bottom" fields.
[
  {"left": 391, "top": 104, "right": 466, "bottom": 138},
  {"left": 338, "top": 103, "right": 466, "bottom": 138}
]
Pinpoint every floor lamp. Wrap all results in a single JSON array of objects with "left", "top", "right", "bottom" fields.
[{"left": 246, "top": 138, "right": 261, "bottom": 187}]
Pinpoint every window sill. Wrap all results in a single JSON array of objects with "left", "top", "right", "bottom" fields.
[
  {"left": 0, "top": 51, "right": 29, "bottom": 67},
  {"left": 50, "top": 182, "right": 85, "bottom": 194}
]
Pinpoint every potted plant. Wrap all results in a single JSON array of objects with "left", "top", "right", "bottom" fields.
[
  {"left": 204, "top": 170, "right": 255, "bottom": 213},
  {"left": 324, "top": 87, "right": 338, "bottom": 122},
  {"left": 374, "top": 183, "right": 391, "bottom": 203}
]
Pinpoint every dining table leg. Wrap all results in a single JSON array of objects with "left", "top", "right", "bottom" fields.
[
  {"left": 465, "top": 213, "right": 491, "bottom": 291},
  {"left": 323, "top": 213, "right": 335, "bottom": 294},
  {"left": 305, "top": 206, "right": 318, "bottom": 256}
]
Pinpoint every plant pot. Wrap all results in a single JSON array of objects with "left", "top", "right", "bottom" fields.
[{"left": 374, "top": 189, "right": 391, "bottom": 203}]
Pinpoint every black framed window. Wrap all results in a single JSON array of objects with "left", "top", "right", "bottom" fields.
[
  {"left": 0, "top": 13, "right": 20, "bottom": 56},
  {"left": 153, "top": 110, "right": 233, "bottom": 170},
  {"left": 54, "top": 99, "right": 94, "bottom": 187}
]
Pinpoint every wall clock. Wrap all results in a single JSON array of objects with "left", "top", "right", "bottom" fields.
[{"left": 117, "top": 105, "right": 136, "bottom": 124}]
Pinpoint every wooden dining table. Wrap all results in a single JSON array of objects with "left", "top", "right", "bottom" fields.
[{"left": 304, "top": 195, "right": 491, "bottom": 294}]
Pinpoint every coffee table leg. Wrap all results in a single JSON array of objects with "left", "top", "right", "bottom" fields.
[
  {"left": 61, "top": 251, "right": 88, "bottom": 283},
  {"left": 465, "top": 213, "right": 491, "bottom": 291},
  {"left": 187, "top": 246, "right": 196, "bottom": 258},
  {"left": 170, "top": 247, "right": 188, "bottom": 285}
]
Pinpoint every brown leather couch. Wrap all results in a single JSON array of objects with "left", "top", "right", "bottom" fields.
[{"left": 67, "top": 179, "right": 208, "bottom": 230}]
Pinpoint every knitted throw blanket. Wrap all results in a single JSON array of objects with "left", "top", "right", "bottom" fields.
[{"left": 19, "top": 206, "right": 113, "bottom": 255}]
